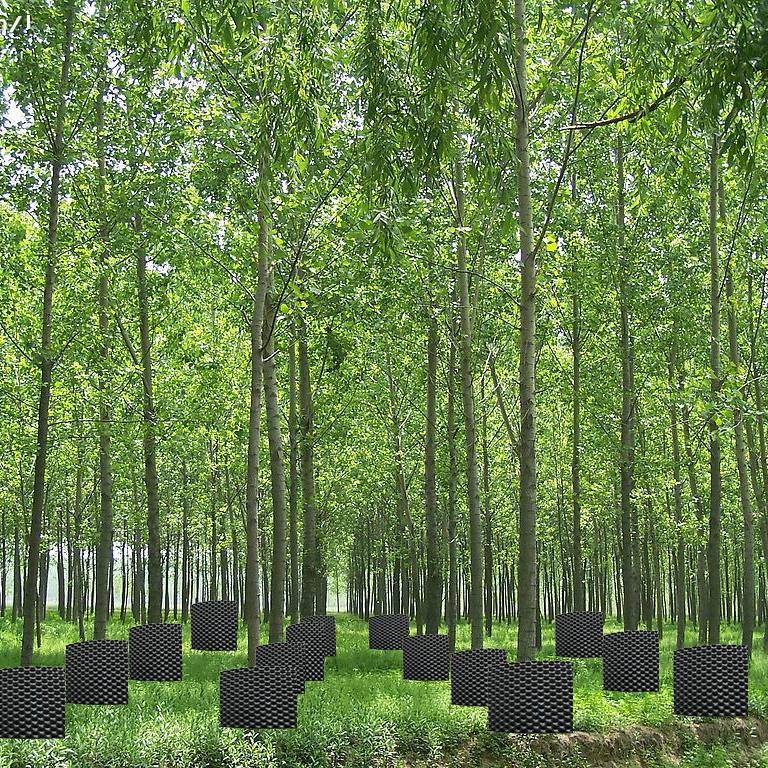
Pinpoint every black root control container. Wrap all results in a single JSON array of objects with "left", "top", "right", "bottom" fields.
[
  {"left": 255, "top": 641, "right": 308, "bottom": 694},
  {"left": 554, "top": 610, "right": 604, "bottom": 658},
  {"left": 65, "top": 639, "right": 129, "bottom": 704},
  {"left": 369, "top": 614, "right": 410, "bottom": 650},
  {"left": 0, "top": 667, "right": 66, "bottom": 739},
  {"left": 219, "top": 666, "right": 298, "bottom": 729},
  {"left": 488, "top": 660, "right": 573, "bottom": 734},
  {"left": 129, "top": 623, "right": 183, "bottom": 681},
  {"left": 190, "top": 600, "right": 238, "bottom": 651},
  {"left": 403, "top": 635, "right": 450, "bottom": 681},
  {"left": 286, "top": 622, "right": 325, "bottom": 681},
  {"left": 300, "top": 615, "right": 336, "bottom": 657},
  {"left": 450, "top": 648, "right": 508, "bottom": 706},
  {"left": 673, "top": 644, "right": 748, "bottom": 717},
  {"left": 602, "top": 630, "right": 659, "bottom": 692}
]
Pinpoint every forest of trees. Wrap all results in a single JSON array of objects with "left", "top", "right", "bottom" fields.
[{"left": 0, "top": 0, "right": 766, "bottom": 669}]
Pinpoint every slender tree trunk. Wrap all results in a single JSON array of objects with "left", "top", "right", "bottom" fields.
[
  {"left": 134, "top": 212, "right": 163, "bottom": 625},
  {"left": 482, "top": 378, "right": 493, "bottom": 636},
  {"left": 181, "top": 463, "right": 190, "bottom": 623},
  {"left": 424, "top": 309, "right": 441, "bottom": 634},
  {"left": 617, "top": 133, "right": 638, "bottom": 632},
  {"left": 514, "top": 0, "right": 538, "bottom": 661},
  {"left": 21, "top": 1, "right": 75, "bottom": 666},
  {"left": 298, "top": 311, "right": 318, "bottom": 618},
  {"left": 453, "top": 154, "right": 484, "bottom": 650},
  {"left": 707, "top": 134, "right": 722, "bottom": 645},
  {"left": 264, "top": 289, "right": 288, "bottom": 643},
  {"left": 571, "top": 256, "right": 585, "bottom": 611},
  {"left": 722, "top": 183, "right": 754, "bottom": 652},
  {"left": 668, "top": 332, "right": 686, "bottom": 649},
  {"left": 446, "top": 301, "right": 459, "bottom": 651},
  {"left": 245, "top": 161, "right": 270, "bottom": 664},
  {"left": 94, "top": 67, "right": 113, "bottom": 642},
  {"left": 288, "top": 322, "right": 300, "bottom": 625}
]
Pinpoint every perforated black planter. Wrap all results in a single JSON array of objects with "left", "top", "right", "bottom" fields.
[
  {"left": 555, "top": 611, "right": 604, "bottom": 658},
  {"left": 487, "top": 661, "right": 573, "bottom": 734},
  {"left": 286, "top": 623, "right": 325, "bottom": 680},
  {"left": 0, "top": 667, "right": 65, "bottom": 739},
  {"left": 219, "top": 666, "right": 298, "bottom": 729},
  {"left": 255, "top": 641, "right": 308, "bottom": 694},
  {"left": 673, "top": 644, "right": 748, "bottom": 717},
  {"left": 450, "top": 648, "right": 507, "bottom": 706},
  {"left": 65, "top": 640, "right": 128, "bottom": 704},
  {"left": 129, "top": 623, "right": 183, "bottom": 681},
  {"left": 403, "top": 635, "right": 450, "bottom": 681},
  {"left": 369, "top": 614, "right": 410, "bottom": 650},
  {"left": 300, "top": 615, "right": 336, "bottom": 657},
  {"left": 190, "top": 600, "right": 238, "bottom": 651},
  {"left": 602, "top": 630, "right": 659, "bottom": 692}
]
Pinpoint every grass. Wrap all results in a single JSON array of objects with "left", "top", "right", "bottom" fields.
[{"left": 0, "top": 613, "right": 766, "bottom": 767}]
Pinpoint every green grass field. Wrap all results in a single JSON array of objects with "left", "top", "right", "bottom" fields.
[{"left": 1, "top": 614, "right": 768, "bottom": 767}]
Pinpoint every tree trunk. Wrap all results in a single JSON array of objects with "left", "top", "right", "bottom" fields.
[
  {"left": 668, "top": 332, "right": 686, "bottom": 649},
  {"left": 245, "top": 161, "right": 270, "bottom": 664},
  {"left": 94, "top": 67, "right": 113, "bottom": 642},
  {"left": 135, "top": 212, "right": 163, "bottom": 625},
  {"left": 514, "top": 0, "right": 538, "bottom": 661},
  {"left": 264, "top": 289, "right": 288, "bottom": 643},
  {"left": 446, "top": 299, "right": 459, "bottom": 651},
  {"left": 424, "top": 309, "right": 441, "bottom": 634},
  {"left": 571, "top": 270, "right": 585, "bottom": 611},
  {"left": 288, "top": 321, "right": 300, "bottom": 625},
  {"left": 722, "top": 182, "right": 754, "bottom": 652},
  {"left": 181, "top": 462, "right": 190, "bottom": 623},
  {"left": 617, "top": 132, "right": 638, "bottom": 632},
  {"left": 21, "top": 0, "right": 75, "bottom": 666},
  {"left": 707, "top": 134, "right": 722, "bottom": 645},
  {"left": 298, "top": 311, "right": 319, "bottom": 618},
  {"left": 453, "top": 154, "right": 484, "bottom": 650}
]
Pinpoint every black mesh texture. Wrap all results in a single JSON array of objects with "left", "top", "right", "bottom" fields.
[
  {"left": 403, "top": 635, "right": 450, "bottom": 681},
  {"left": 190, "top": 600, "right": 238, "bottom": 651},
  {"left": 129, "top": 623, "right": 183, "bottom": 681},
  {"left": 369, "top": 614, "right": 410, "bottom": 650},
  {"left": 65, "top": 640, "right": 128, "bottom": 705},
  {"left": 285, "top": 623, "right": 325, "bottom": 680},
  {"left": 0, "top": 667, "right": 66, "bottom": 739},
  {"left": 254, "top": 641, "right": 307, "bottom": 694},
  {"left": 554, "top": 611, "right": 604, "bottom": 658},
  {"left": 602, "top": 630, "right": 659, "bottom": 692},
  {"left": 673, "top": 644, "right": 748, "bottom": 717},
  {"left": 450, "top": 648, "right": 507, "bottom": 706},
  {"left": 219, "top": 666, "right": 298, "bottom": 729},
  {"left": 300, "top": 616, "right": 336, "bottom": 657},
  {"left": 487, "top": 661, "right": 573, "bottom": 734}
]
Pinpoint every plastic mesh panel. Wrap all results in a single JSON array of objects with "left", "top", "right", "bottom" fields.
[
  {"left": 190, "top": 601, "right": 238, "bottom": 651},
  {"left": 673, "top": 644, "right": 748, "bottom": 717},
  {"left": 369, "top": 614, "right": 410, "bottom": 650},
  {"left": 602, "top": 630, "right": 659, "bottom": 692},
  {"left": 286, "top": 623, "right": 325, "bottom": 680},
  {"left": 65, "top": 640, "right": 128, "bottom": 705},
  {"left": 0, "top": 667, "right": 65, "bottom": 739},
  {"left": 450, "top": 648, "right": 507, "bottom": 706},
  {"left": 554, "top": 611, "right": 604, "bottom": 658},
  {"left": 488, "top": 661, "right": 573, "bottom": 734},
  {"left": 300, "top": 616, "right": 336, "bottom": 657},
  {"left": 219, "top": 666, "right": 298, "bottom": 729},
  {"left": 254, "top": 641, "right": 307, "bottom": 694},
  {"left": 403, "top": 635, "right": 450, "bottom": 681},
  {"left": 129, "top": 623, "right": 183, "bottom": 681}
]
